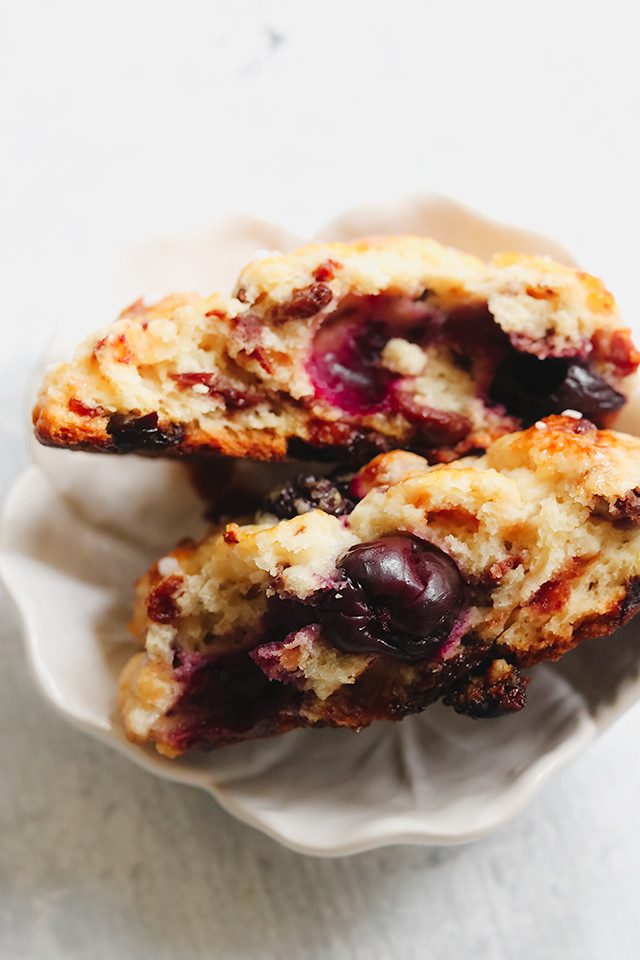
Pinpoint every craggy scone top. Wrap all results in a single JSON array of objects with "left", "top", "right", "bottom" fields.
[{"left": 34, "top": 236, "right": 639, "bottom": 463}]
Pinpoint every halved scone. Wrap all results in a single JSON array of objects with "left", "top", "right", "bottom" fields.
[
  {"left": 34, "top": 237, "right": 639, "bottom": 463},
  {"left": 120, "top": 415, "right": 640, "bottom": 755}
]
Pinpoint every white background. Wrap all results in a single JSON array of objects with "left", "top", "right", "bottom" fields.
[{"left": 2, "top": 1, "right": 640, "bottom": 957}]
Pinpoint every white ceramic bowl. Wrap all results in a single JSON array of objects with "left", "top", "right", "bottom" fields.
[{"left": 4, "top": 196, "right": 640, "bottom": 856}]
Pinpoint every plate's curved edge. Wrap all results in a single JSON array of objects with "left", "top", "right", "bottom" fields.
[
  {"left": 0, "top": 468, "right": 599, "bottom": 856},
  {"left": 2, "top": 195, "right": 636, "bottom": 857},
  {"left": 314, "top": 191, "right": 581, "bottom": 268},
  {"left": 0, "top": 466, "right": 75, "bottom": 709},
  {"left": 205, "top": 719, "right": 597, "bottom": 857},
  {"left": 0, "top": 510, "right": 602, "bottom": 858}
]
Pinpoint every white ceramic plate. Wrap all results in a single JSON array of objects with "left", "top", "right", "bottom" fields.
[{"left": 4, "top": 196, "right": 640, "bottom": 857}]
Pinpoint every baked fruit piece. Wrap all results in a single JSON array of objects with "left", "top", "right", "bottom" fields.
[
  {"left": 120, "top": 415, "right": 640, "bottom": 756},
  {"left": 34, "top": 237, "right": 639, "bottom": 463}
]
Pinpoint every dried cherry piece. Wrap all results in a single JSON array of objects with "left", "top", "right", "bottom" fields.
[
  {"left": 391, "top": 389, "right": 472, "bottom": 446},
  {"left": 277, "top": 282, "right": 333, "bottom": 320}
]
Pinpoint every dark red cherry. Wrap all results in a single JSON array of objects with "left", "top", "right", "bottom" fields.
[
  {"left": 308, "top": 319, "right": 392, "bottom": 414},
  {"left": 107, "top": 412, "right": 185, "bottom": 452},
  {"left": 489, "top": 351, "right": 625, "bottom": 425},
  {"left": 550, "top": 362, "right": 626, "bottom": 420},
  {"left": 321, "top": 534, "right": 466, "bottom": 661}
]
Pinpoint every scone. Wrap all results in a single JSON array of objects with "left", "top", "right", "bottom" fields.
[
  {"left": 34, "top": 237, "right": 638, "bottom": 464},
  {"left": 120, "top": 415, "right": 640, "bottom": 756}
]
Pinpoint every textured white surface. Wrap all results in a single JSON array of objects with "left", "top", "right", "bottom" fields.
[{"left": 3, "top": 0, "right": 640, "bottom": 955}]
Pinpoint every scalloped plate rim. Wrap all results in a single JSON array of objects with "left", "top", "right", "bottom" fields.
[{"left": 3, "top": 195, "right": 638, "bottom": 856}]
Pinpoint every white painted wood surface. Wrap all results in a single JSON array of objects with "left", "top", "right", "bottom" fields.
[{"left": 2, "top": 1, "right": 640, "bottom": 955}]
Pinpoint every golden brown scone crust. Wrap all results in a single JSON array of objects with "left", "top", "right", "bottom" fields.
[
  {"left": 34, "top": 237, "right": 639, "bottom": 463},
  {"left": 120, "top": 416, "right": 640, "bottom": 756}
]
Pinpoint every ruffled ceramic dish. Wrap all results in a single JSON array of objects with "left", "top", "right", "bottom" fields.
[{"left": 3, "top": 195, "right": 640, "bottom": 857}]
